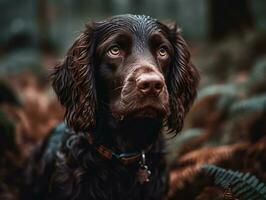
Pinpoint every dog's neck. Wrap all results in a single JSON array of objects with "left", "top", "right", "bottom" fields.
[{"left": 94, "top": 112, "right": 163, "bottom": 153}]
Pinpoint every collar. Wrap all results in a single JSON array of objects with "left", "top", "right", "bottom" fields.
[{"left": 87, "top": 135, "right": 152, "bottom": 165}]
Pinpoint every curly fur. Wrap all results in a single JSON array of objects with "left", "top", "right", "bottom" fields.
[
  {"left": 166, "top": 24, "right": 199, "bottom": 133},
  {"left": 51, "top": 25, "right": 97, "bottom": 132}
]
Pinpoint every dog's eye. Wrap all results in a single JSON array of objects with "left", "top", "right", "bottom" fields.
[
  {"left": 107, "top": 46, "right": 120, "bottom": 57},
  {"left": 157, "top": 46, "right": 168, "bottom": 58}
]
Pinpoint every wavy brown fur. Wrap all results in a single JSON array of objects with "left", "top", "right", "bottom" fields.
[
  {"left": 167, "top": 25, "right": 199, "bottom": 134},
  {"left": 51, "top": 25, "right": 97, "bottom": 132}
]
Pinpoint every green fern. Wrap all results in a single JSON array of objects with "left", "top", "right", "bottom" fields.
[
  {"left": 197, "top": 84, "right": 238, "bottom": 100},
  {"left": 168, "top": 128, "right": 203, "bottom": 148},
  {"left": 250, "top": 57, "right": 266, "bottom": 82},
  {"left": 0, "top": 49, "right": 43, "bottom": 76},
  {"left": 230, "top": 94, "right": 266, "bottom": 115},
  {"left": 202, "top": 164, "right": 266, "bottom": 200}
]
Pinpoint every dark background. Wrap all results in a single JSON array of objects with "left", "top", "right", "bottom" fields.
[{"left": 0, "top": 0, "right": 266, "bottom": 199}]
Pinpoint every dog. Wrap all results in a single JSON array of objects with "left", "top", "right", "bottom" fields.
[{"left": 21, "top": 14, "right": 199, "bottom": 200}]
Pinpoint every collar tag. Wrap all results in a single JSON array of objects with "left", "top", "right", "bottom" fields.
[{"left": 137, "top": 151, "right": 151, "bottom": 184}]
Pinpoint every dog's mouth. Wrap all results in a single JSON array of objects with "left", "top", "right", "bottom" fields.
[
  {"left": 111, "top": 87, "right": 170, "bottom": 121},
  {"left": 129, "top": 105, "right": 166, "bottom": 118},
  {"left": 113, "top": 101, "right": 169, "bottom": 121}
]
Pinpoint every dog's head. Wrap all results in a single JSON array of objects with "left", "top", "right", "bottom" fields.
[{"left": 51, "top": 14, "right": 199, "bottom": 135}]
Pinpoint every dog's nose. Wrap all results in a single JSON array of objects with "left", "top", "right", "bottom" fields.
[{"left": 136, "top": 73, "right": 164, "bottom": 95}]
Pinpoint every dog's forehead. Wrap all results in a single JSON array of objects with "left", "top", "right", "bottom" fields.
[
  {"left": 94, "top": 14, "right": 161, "bottom": 40},
  {"left": 110, "top": 14, "right": 157, "bottom": 28}
]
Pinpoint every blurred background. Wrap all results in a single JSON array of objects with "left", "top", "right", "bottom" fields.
[{"left": 0, "top": 0, "right": 266, "bottom": 199}]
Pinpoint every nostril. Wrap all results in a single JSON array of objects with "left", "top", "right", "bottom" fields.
[
  {"left": 137, "top": 81, "right": 151, "bottom": 92},
  {"left": 154, "top": 82, "right": 163, "bottom": 91},
  {"left": 138, "top": 81, "right": 149, "bottom": 89}
]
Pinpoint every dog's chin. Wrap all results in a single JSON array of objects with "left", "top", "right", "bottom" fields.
[
  {"left": 129, "top": 106, "right": 165, "bottom": 119},
  {"left": 113, "top": 104, "right": 168, "bottom": 122},
  {"left": 116, "top": 111, "right": 164, "bottom": 151},
  {"left": 110, "top": 105, "right": 167, "bottom": 151}
]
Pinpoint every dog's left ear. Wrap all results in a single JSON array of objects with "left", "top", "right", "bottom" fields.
[
  {"left": 51, "top": 23, "right": 97, "bottom": 132},
  {"left": 166, "top": 23, "right": 200, "bottom": 134}
]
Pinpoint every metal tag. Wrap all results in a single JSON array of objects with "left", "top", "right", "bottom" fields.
[{"left": 137, "top": 151, "right": 151, "bottom": 184}]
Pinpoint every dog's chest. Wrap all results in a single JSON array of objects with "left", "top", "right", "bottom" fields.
[{"left": 77, "top": 163, "right": 166, "bottom": 200}]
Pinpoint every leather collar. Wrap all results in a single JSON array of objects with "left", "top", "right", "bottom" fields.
[{"left": 87, "top": 135, "right": 152, "bottom": 165}]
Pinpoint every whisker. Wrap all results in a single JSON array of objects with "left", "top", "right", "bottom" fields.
[{"left": 113, "top": 85, "right": 124, "bottom": 91}]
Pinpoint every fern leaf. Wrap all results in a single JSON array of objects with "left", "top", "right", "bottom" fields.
[
  {"left": 167, "top": 128, "right": 203, "bottom": 149},
  {"left": 230, "top": 94, "right": 266, "bottom": 115},
  {"left": 250, "top": 57, "right": 266, "bottom": 82},
  {"left": 202, "top": 164, "right": 266, "bottom": 200},
  {"left": 197, "top": 84, "right": 238, "bottom": 100}
]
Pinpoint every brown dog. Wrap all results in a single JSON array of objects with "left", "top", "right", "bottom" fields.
[{"left": 22, "top": 14, "right": 199, "bottom": 200}]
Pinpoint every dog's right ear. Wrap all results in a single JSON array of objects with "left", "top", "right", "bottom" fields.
[{"left": 51, "top": 23, "right": 97, "bottom": 132}]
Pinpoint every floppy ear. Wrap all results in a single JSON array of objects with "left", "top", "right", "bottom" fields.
[
  {"left": 167, "top": 24, "right": 200, "bottom": 134},
  {"left": 51, "top": 23, "right": 97, "bottom": 132}
]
